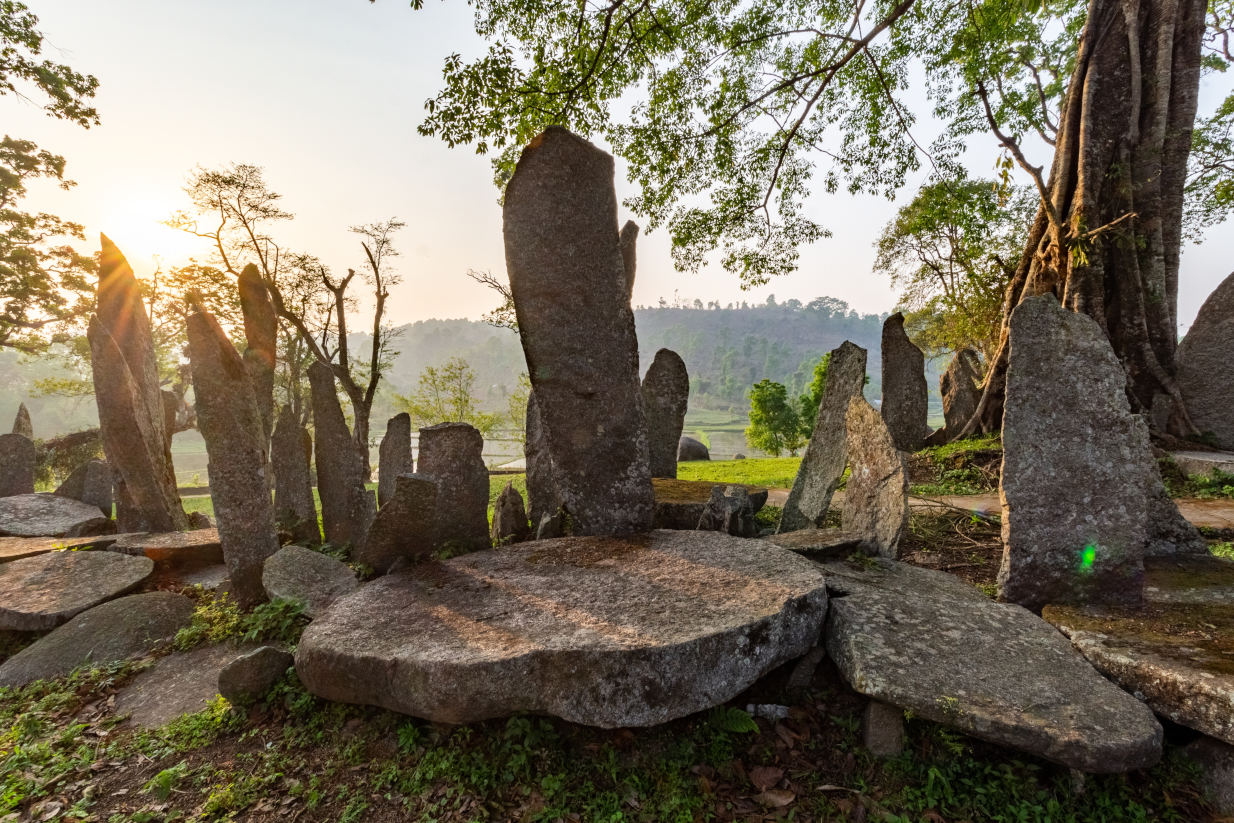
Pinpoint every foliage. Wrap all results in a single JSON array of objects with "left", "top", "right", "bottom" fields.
[
  {"left": 795, "top": 352, "right": 830, "bottom": 435},
  {"left": 0, "top": 2, "right": 99, "bottom": 126},
  {"left": 745, "top": 379, "right": 804, "bottom": 457},
  {"left": 174, "top": 592, "right": 309, "bottom": 651},
  {"left": 1170, "top": 467, "right": 1234, "bottom": 500},
  {"left": 1212, "top": 541, "right": 1234, "bottom": 559},
  {"left": 1185, "top": 92, "right": 1234, "bottom": 241},
  {"left": 395, "top": 356, "right": 505, "bottom": 436},
  {"left": 32, "top": 427, "right": 102, "bottom": 487},
  {"left": 875, "top": 175, "right": 1034, "bottom": 361},
  {"left": 676, "top": 457, "right": 802, "bottom": 488},
  {"left": 753, "top": 503, "right": 782, "bottom": 531},
  {"left": 506, "top": 371, "right": 530, "bottom": 447}
]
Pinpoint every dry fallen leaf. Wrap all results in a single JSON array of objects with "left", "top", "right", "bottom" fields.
[
  {"left": 755, "top": 788, "right": 796, "bottom": 808},
  {"left": 774, "top": 724, "right": 797, "bottom": 749},
  {"left": 749, "top": 766, "right": 784, "bottom": 792}
]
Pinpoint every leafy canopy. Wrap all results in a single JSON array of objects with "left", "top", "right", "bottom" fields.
[
  {"left": 746, "top": 378, "right": 804, "bottom": 457},
  {"left": 395, "top": 356, "right": 505, "bottom": 437}
]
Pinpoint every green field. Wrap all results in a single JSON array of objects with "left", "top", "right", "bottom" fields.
[{"left": 677, "top": 457, "right": 801, "bottom": 489}]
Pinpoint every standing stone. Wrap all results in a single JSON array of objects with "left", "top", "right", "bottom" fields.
[
  {"left": 998, "top": 294, "right": 1152, "bottom": 612},
  {"left": 940, "top": 348, "right": 982, "bottom": 439},
  {"left": 696, "top": 485, "right": 756, "bottom": 538},
  {"left": 354, "top": 474, "right": 438, "bottom": 573},
  {"left": 309, "top": 361, "right": 375, "bottom": 550},
  {"left": 418, "top": 422, "right": 490, "bottom": 552},
  {"left": 11, "top": 403, "right": 32, "bottom": 438},
  {"left": 880, "top": 312, "right": 930, "bottom": 452},
  {"left": 524, "top": 390, "right": 559, "bottom": 529},
  {"left": 262, "top": 545, "right": 358, "bottom": 616},
  {"left": 842, "top": 396, "right": 909, "bottom": 559},
  {"left": 503, "top": 126, "right": 654, "bottom": 536},
  {"left": 1176, "top": 270, "right": 1234, "bottom": 448},
  {"left": 238, "top": 264, "right": 278, "bottom": 443},
  {"left": 272, "top": 404, "right": 320, "bottom": 545},
  {"left": 90, "top": 236, "right": 186, "bottom": 533},
  {"left": 677, "top": 436, "right": 710, "bottom": 462},
  {"left": 378, "top": 413, "right": 414, "bottom": 507},
  {"left": 0, "top": 434, "right": 35, "bottom": 498},
  {"left": 641, "top": 349, "right": 690, "bottom": 478},
  {"left": 187, "top": 310, "right": 280, "bottom": 608},
  {"left": 491, "top": 482, "right": 531, "bottom": 545},
  {"left": 54, "top": 458, "right": 114, "bottom": 515},
  {"left": 779, "top": 342, "right": 868, "bottom": 533},
  {"left": 620, "top": 220, "right": 639, "bottom": 303}
]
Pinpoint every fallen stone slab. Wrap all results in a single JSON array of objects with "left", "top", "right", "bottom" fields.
[
  {"left": 107, "top": 529, "right": 223, "bottom": 566},
  {"left": 0, "top": 494, "right": 113, "bottom": 538},
  {"left": 820, "top": 557, "right": 1163, "bottom": 773},
  {"left": 651, "top": 478, "right": 766, "bottom": 530},
  {"left": 148, "top": 562, "right": 230, "bottom": 593},
  {"left": 218, "top": 645, "right": 294, "bottom": 704},
  {"left": 115, "top": 641, "right": 260, "bottom": 728},
  {"left": 296, "top": 530, "right": 828, "bottom": 728},
  {"left": 1044, "top": 594, "right": 1234, "bottom": 746},
  {"left": 0, "top": 551, "right": 154, "bottom": 631},
  {"left": 0, "top": 592, "right": 194, "bottom": 688},
  {"left": 263, "top": 545, "right": 358, "bottom": 618},
  {"left": 762, "top": 528, "right": 862, "bottom": 558},
  {"left": 1172, "top": 450, "right": 1234, "bottom": 479},
  {"left": 0, "top": 534, "right": 122, "bottom": 564},
  {"left": 1143, "top": 555, "right": 1234, "bottom": 606}
]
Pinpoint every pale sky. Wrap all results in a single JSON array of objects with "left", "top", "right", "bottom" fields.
[{"left": 10, "top": 0, "right": 1234, "bottom": 331}]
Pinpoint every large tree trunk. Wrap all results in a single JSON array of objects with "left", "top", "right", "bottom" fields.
[{"left": 961, "top": 0, "right": 1207, "bottom": 438}]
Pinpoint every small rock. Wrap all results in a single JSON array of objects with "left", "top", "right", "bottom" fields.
[
  {"left": 0, "top": 434, "right": 36, "bottom": 498},
  {"left": 786, "top": 646, "right": 825, "bottom": 691},
  {"left": 262, "top": 545, "right": 358, "bottom": 618},
  {"left": 863, "top": 700, "right": 904, "bottom": 757},
  {"left": 677, "top": 436, "right": 710, "bottom": 462},
  {"left": 842, "top": 396, "right": 909, "bottom": 559},
  {"left": 696, "top": 485, "right": 756, "bottom": 538},
  {"left": 187, "top": 511, "right": 215, "bottom": 530},
  {"left": 0, "top": 592, "right": 194, "bottom": 688},
  {"left": 733, "top": 453, "right": 747, "bottom": 460},
  {"left": 54, "top": 458, "right": 114, "bottom": 515},
  {"left": 11, "top": 402, "right": 33, "bottom": 439},
  {"left": 217, "top": 645, "right": 294, "bottom": 704},
  {"left": 0, "top": 550, "right": 154, "bottom": 631},
  {"left": 1182, "top": 735, "right": 1234, "bottom": 814},
  {"left": 354, "top": 474, "right": 438, "bottom": 573},
  {"left": 491, "top": 482, "right": 531, "bottom": 545},
  {"left": 114, "top": 642, "right": 260, "bottom": 728},
  {"left": 641, "top": 349, "right": 690, "bottom": 479}
]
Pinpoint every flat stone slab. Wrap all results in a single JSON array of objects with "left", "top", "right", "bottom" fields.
[
  {"left": 651, "top": 479, "right": 767, "bottom": 530},
  {"left": 296, "top": 530, "right": 828, "bottom": 728},
  {"left": 262, "top": 545, "right": 358, "bottom": 618},
  {"left": 1044, "top": 564, "right": 1234, "bottom": 746},
  {"left": 762, "top": 528, "right": 862, "bottom": 558},
  {"left": 1172, "top": 451, "right": 1234, "bottom": 478},
  {"left": 0, "top": 534, "right": 122, "bottom": 564},
  {"left": 820, "top": 557, "right": 1163, "bottom": 773},
  {"left": 0, "top": 494, "right": 112, "bottom": 537},
  {"left": 0, "top": 551, "right": 154, "bottom": 631},
  {"left": 115, "top": 641, "right": 260, "bottom": 728},
  {"left": 0, "top": 592, "right": 194, "bottom": 688},
  {"left": 107, "top": 529, "right": 223, "bottom": 566}
]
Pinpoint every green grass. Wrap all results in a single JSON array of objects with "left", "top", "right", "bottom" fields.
[{"left": 677, "top": 457, "right": 801, "bottom": 488}]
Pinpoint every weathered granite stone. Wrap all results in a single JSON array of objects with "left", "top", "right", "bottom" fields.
[
  {"left": 237, "top": 264, "right": 278, "bottom": 444},
  {"left": 187, "top": 511, "right": 214, "bottom": 530},
  {"left": 733, "top": 453, "right": 746, "bottom": 460},
  {"left": 536, "top": 510, "right": 567, "bottom": 540},
  {"left": 296, "top": 530, "right": 828, "bottom": 727},
  {"left": 418, "top": 422, "right": 490, "bottom": 552},
  {"left": 354, "top": 474, "right": 438, "bottom": 573},
  {"left": 218, "top": 645, "right": 294, "bottom": 704},
  {"left": 863, "top": 701, "right": 904, "bottom": 757},
  {"left": 842, "top": 396, "right": 908, "bottom": 559},
  {"left": 309, "top": 361, "right": 375, "bottom": 550},
  {"left": 1176, "top": 269, "right": 1234, "bottom": 449},
  {"left": 696, "top": 485, "right": 756, "bottom": 538},
  {"left": 786, "top": 645, "right": 825, "bottom": 691},
  {"left": 1151, "top": 393, "right": 1175, "bottom": 433},
  {"left": 779, "top": 342, "right": 867, "bottom": 532},
  {"left": 91, "top": 236, "right": 186, "bottom": 532},
  {"left": 940, "top": 348, "right": 981, "bottom": 439},
  {"left": 762, "top": 528, "right": 862, "bottom": 558},
  {"left": 677, "top": 437, "right": 710, "bottom": 462},
  {"left": 1145, "top": 470, "right": 1210, "bottom": 557},
  {"left": 880, "top": 313, "right": 930, "bottom": 452},
  {"left": 0, "top": 534, "right": 121, "bottom": 564},
  {"left": 524, "top": 391, "right": 559, "bottom": 529},
  {"left": 821, "top": 557, "right": 1163, "bottom": 772},
  {"left": 187, "top": 310, "right": 280, "bottom": 607},
  {"left": 263, "top": 544, "right": 358, "bottom": 617},
  {"left": 11, "top": 402, "right": 32, "bottom": 438},
  {"left": 642, "top": 349, "right": 690, "bottom": 479},
  {"left": 0, "top": 550, "right": 154, "bottom": 631},
  {"left": 620, "top": 220, "right": 638, "bottom": 303},
  {"left": 1172, "top": 450, "right": 1234, "bottom": 478},
  {"left": 1044, "top": 604, "right": 1234, "bottom": 746},
  {"left": 0, "top": 494, "right": 111, "bottom": 537},
  {"left": 999, "top": 294, "right": 1153, "bottom": 611},
  {"left": 272, "top": 404, "right": 319, "bottom": 545},
  {"left": 651, "top": 479, "right": 767, "bottom": 530},
  {"left": 113, "top": 480, "right": 149, "bottom": 534},
  {"left": 0, "top": 433, "right": 35, "bottom": 498},
  {"left": 0, "top": 592, "right": 194, "bottom": 688},
  {"left": 503, "top": 127, "right": 654, "bottom": 536},
  {"left": 1143, "top": 555, "right": 1234, "bottom": 606},
  {"left": 109, "top": 529, "right": 223, "bottom": 567},
  {"left": 54, "top": 458, "right": 114, "bottom": 515},
  {"left": 1183, "top": 736, "right": 1234, "bottom": 814},
  {"left": 378, "top": 413, "right": 414, "bottom": 508},
  {"left": 115, "top": 641, "right": 260, "bottom": 728},
  {"left": 492, "top": 482, "right": 531, "bottom": 544}
]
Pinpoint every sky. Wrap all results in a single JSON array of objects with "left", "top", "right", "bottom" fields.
[{"left": 9, "top": 0, "right": 1234, "bottom": 333}]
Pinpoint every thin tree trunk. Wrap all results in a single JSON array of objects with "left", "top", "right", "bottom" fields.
[{"left": 958, "top": 0, "right": 1207, "bottom": 439}]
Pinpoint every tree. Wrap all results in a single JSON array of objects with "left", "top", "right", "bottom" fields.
[
  {"left": 873, "top": 176, "right": 1034, "bottom": 362},
  {"left": 506, "top": 372, "right": 531, "bottom": 447},
  {"left": 1184, "top": 91, "right": 1234, "bottom": 241},
  {"left": 796, "top": 353, "right": 831, "bottom": 435},
  {"left": 1, "top": 2, "right": 100, "bottom": 353},
  {"left": 394, "top": 356, "right": 504, "bottom": 437},
  {"left": 746, "top": 379, "right": 804, "bottom": 457}
]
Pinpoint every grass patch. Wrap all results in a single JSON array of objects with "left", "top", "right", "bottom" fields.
[
  {"left": 678, "top": 458, "right": 801, "bottom": 488},
  {"left": 1213, "top": 542, "right": 1234, "bottom": 559},
  {"left": 910, "top": 434, "right": 1002, "bottom": 496}
]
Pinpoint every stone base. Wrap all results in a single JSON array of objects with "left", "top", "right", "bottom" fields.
[
  {"left": 762, "top": 528, "right": 861, "bottom": 558},
  {"left": 651, "top": 479, "right": 767, "bottom": 530},
  {"left": 107, "top": 529, "right": 223, "bottom": 567},
  {"left": 296, "top": 530, "right": 827, "bottom": 727}
]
